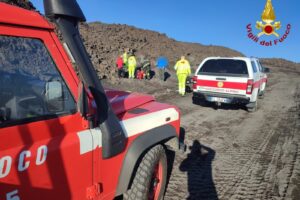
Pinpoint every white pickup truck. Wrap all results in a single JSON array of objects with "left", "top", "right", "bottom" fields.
[{"left": 192, "top": 57, "right": 269, "bottom": 112}]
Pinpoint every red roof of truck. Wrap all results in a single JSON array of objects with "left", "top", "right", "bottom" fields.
[{"left": 0, "top": 3, "right": 53, "bottom": 29}]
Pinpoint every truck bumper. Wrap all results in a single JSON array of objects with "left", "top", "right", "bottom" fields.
[{"left": 193, "top": 91, "right": 250, "bottom": 104}]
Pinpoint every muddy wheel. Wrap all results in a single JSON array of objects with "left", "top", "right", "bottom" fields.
[
  {"left": 247, "top": 100, "right": 258, "bottom": 112},
  {"left": 258, "top": 90, "right": 265, "bottom": 99},
  {"left": 124, "top": 145, "right": 167, "bottom": 200}
]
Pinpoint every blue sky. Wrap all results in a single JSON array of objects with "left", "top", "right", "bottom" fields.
[{"left": 32, "top": 0, "right": 299, "bottom": 63}]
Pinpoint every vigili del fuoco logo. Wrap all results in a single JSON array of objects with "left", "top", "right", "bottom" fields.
[{"left": 246, "top": 0, "right": 291, "bottom": 46}]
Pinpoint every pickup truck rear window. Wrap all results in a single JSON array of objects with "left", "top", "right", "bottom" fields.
[{"left": 198, "top": 59, "right": 249, "bottom": 77}]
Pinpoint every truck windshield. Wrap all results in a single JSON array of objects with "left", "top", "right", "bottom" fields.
[{"left": 198, "top": 59, "right": 249, "bottom": 77}]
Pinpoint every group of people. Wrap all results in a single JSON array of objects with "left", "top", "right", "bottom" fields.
[
  {"left": 116, "top": 51, "right": 156, "bottom": 80},
  {"left": 116, "top": 51, "right": 137, "bottom": 79},
  {"left": 116, "top": 51, "right": 191, "bottom": 96}
]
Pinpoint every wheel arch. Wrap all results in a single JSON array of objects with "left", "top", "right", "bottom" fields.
[{"left": 115, "top": 124, "right": 177, "bottom": 196}]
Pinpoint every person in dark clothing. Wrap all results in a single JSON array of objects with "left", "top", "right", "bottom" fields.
[
  {"left": 156, "top": 56, "right": 169, "bottom": 81},
  {"left": 142, "top": 59, "right": 151, "bottom": 80}
]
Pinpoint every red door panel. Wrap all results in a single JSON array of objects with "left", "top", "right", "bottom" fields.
[
  {"left": 0, "top": 114, "right": 93, "bottom": 200},
  {"left": 0, "top": 25, "right": 93, "bottom": 200}
]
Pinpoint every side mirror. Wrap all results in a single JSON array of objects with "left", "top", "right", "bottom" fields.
[
  {"left": 77, "top": 82, "right": 96, "bottom": 122},
  {"left": 263, "top": 67, "right": 270, "bottom": 73},
  {"left": 45, "top": 81, "right": 64, "bottom": 112}
]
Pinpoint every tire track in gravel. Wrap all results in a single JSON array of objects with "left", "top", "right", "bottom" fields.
[
  {"left": 164, "top": 71, "right": 300, "bottom": 200},
  {"left": 213, "top": 83, "right": 299, "bottom": 200},
  {"left": 215, "top": 111, "right": 281, "bottom": 199},
  {"left": 276, "top": 85, "right": 300, "bottom": 200},
  {"left": 214, "top": 81, "right": 299, "bottom": 200}
]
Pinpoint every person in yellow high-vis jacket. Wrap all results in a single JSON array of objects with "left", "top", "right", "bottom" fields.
[
  {"left": 127, "top": 55, "right": 137, "bottom": 79},
  {"left": 174, "top": 56, "right": 191, "bottom": 96}
]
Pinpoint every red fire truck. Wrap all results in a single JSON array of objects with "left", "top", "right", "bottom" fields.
[{"left": 0, "top": 1, "right": 182, "bottom": 199}]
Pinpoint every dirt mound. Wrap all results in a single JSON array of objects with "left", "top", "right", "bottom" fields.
[
  {"left": 79, "top": 22, "right": 243, "bottom": 83},
  {"left": 0, "top": 0, "right": 35, "bottom": 10},
  {"left": 79, "top": 22, "right": 300, "bottom": 94},
  {"left": 261, "top": 58, "right": 300, "bottom": 74}
]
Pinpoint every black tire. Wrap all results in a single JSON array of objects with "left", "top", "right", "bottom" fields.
[
  {"left": 124, "top": 144, "right": 167, "bottom": 200},
  {"left": 258, "top": 90, "right": 265, "bottom": 99},
  {"left": 247, "top": 100, "right": 258, "bottom": 112},
  {"left": 192, "top": 97, "right": 212, "bottom": 108}
]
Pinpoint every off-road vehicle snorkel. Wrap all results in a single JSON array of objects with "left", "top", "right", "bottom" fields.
[{"left": 43, "top": 0, "right": 126, "bottom": 159}]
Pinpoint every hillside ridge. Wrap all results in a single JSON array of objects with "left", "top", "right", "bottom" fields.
[{"left": 79, "top": 21, "right": 243, "bottom": 82}]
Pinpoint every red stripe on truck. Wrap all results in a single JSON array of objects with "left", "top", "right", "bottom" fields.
[
  {"left": 196, "top": 79, "right": 247, "bottom": 90},
  {"left": 262, "top": 77, "right": 267, "bottom": 83},
  {"left": 195, "top": 79, "right": 263, "bottom": 90}
]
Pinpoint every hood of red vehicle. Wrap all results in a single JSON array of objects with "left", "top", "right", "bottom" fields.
[{"left": 105, "top": 89, "right": 155, "bottom": 115}]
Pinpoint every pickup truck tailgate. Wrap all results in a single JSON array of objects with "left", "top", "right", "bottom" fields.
[{"left": 194, "top": 75, "right": 248, "bottom": 95}]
